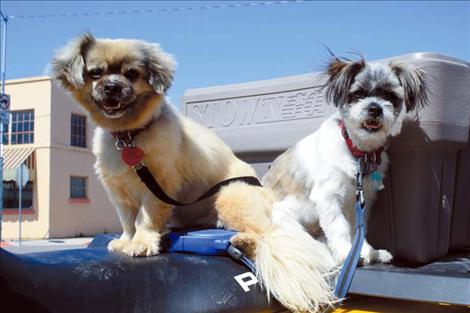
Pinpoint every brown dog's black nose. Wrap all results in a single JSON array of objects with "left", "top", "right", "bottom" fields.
[
  {"left": 367, "top": 103, "right": 383, "bottom": 117},
  {"left": 104, "top": 82, "right": 123, "bottom": 95}
]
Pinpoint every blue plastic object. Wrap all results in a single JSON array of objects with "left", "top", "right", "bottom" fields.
[{"left": 164, "top": 229, "right": 237, "bottom": 256}]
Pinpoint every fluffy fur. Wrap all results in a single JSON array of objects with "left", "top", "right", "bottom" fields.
[
  {"left": 52, "top": 33, "right": 336, "bottom": 312},
  {"left": 263, "top": 57, "right": 428, "bottom": 267}
]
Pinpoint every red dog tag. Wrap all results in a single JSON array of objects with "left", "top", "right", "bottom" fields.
[{"left": 122, "top": 146, "right": 144, "bottom": 167}]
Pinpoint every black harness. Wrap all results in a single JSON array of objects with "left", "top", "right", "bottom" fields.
[
  {"left": 111, "top": 126, "right": 262, "bottom": 206},
  {"left": 135, "top": 165, "right": 262, "bottom": 206}
]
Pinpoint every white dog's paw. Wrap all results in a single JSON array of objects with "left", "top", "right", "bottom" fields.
[
  {"left": 362, "top": 249, "right": 393, "bottom": 264},
  {"left": 375, "top": 249, "right": 393, "bottom": 263},
  {"left": 122, "top": 231, "right": 161, "bottom": 257},
  {"left": 107, "top": 237, "right": 131, "bottom": 254}
]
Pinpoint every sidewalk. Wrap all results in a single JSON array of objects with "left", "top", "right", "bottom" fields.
[{"left": 1, "top": 237, "right": 93, "bottom": 254}]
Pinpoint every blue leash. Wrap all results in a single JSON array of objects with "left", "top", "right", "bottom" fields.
[
  {"left": 334, "top": 158, "right": 367, "bottom": 299},
  {"left": 226, "top": 244, "right": 257, "bottom": 273}
]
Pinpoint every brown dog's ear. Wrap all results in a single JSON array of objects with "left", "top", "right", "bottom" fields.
[
  {"left": 51, "top": 33, "right": 96, "bottom": 90},
  {"left": 389, "top": 62, "right": 428, "bottom": 112},
  {"left": 143, "top": 43, "right": 176, "bottom": 95},
  {"left": 324, "top": 58, "right": 365, "bottom": 107}
]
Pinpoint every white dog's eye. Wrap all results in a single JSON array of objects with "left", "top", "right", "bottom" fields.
[
  {"left": 378, "top": 91, "right": 401, "bottom": 107},
  {"left": 349, "top": 90, "right": 367, "bottom": 102}
]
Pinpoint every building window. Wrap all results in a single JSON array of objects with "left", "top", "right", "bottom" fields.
[
  {"left": 71, "top": 114, "right": 87, "bottom": 147},
  {"left": 70, "top": 176, "right": 87, "bottom": 199},
  {"left": 3, "top": 180, "right": 33, "bottom": 209},
  {"left": 11, "top": 110, "right": 34, "bottom": 145}
]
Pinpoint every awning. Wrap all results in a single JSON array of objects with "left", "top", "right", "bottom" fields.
[{"left": 2, "top": 147, "right": 36, "bottom": 181}]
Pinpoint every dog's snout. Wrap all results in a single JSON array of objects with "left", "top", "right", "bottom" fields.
[
  {"left": 104, "top": 82, "right": 123, "bottom": 95},
  {"left": 367, "top": 103, "right": 383, "bottom": 117}
]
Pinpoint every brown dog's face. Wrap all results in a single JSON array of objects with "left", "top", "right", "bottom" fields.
[{"left": 52, "top": 33, "right": 176, "bottom": 131}]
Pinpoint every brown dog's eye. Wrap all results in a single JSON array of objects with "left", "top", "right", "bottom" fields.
[
  {"left": 378, "top": 91, "right": 401, "bottom": 107},
  {"left": 124, "top": 69, "right": 139, "bottom": 81},
  {"left": 88, "top": 68, "right": 103, "bottom": 80}
]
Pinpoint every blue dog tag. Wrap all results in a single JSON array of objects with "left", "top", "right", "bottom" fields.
[{"left": 370, "top": 171, "right": 384, "bottom": 191}]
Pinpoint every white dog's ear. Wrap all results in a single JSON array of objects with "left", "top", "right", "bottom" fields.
[
  {"left": 325, "top": 58, "right": 365, "bottom": 107},
  {"left": 143, "top": 43, "right": 176, "bottom": 95},
  {"left": 389, "top": 63, "right": 428, "bottom": 112},
  {"left": 51, "top": 33, "right": 96, "bottom": 90}
]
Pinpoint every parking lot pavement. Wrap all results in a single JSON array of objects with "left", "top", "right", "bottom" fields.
[{"left": 1, "top": 237, "right": 93, "bottom": 254}]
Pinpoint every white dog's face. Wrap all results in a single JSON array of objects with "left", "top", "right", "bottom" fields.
[{"left": 325, "top": 59, "right": 428, "bottom": 150}]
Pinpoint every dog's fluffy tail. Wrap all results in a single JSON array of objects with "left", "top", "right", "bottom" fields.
[
  {"left": 254, "top": 225, "right": 337, "bottom": 312},
  {"left": 216, "top": 181, "right": 337, "bottom": 312}
]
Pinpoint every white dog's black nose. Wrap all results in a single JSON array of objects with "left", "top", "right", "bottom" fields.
[
  {"left": 104, "top": 82, "right": 123, "bottom": 95},
  {"left": 367, "top": 103, "right": 383, "bottom": 117}
]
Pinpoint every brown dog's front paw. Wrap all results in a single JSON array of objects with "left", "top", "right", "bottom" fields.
[
  {"left": 121, "top": 231, "right": 161, "bottom": 257},
  {"left": 230, "top": 232, "right": 258, "bottom": 258},
  {"left": 108, "top": 236, "right": 131, "bottom": 254}
]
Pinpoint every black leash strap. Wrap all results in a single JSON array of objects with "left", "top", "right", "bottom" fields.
[{"left": 135, "top": 165, "right": 262, "bottom": 206}]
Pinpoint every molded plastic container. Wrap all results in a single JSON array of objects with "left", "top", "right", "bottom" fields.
[{"left": 181, "top": 53, "right": 470, "bottom": 263}]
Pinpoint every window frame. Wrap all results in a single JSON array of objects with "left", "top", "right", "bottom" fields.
[
  {"left": 69, "top": 176, "right": 88, "bottom": 200},
  {"left": 2, "top": 179, "right": 34, "bottom": 210},
  {"left": 70, "top": 113, "right": 87, "bottom": 148},
  {"left": 10, "top": 109, "right": 35, "bottom": 145}
]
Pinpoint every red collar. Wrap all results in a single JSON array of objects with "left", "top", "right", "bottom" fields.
[
  {"left": 339, "top": 120, "right": 384, "bottom": 165},
  {"left": 110, "top": 118, "right": 155, "bottom": 141}
]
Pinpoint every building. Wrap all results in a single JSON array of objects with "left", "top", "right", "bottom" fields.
[{"left": 1, "top": 76, "right": 121, "bottom": 239}]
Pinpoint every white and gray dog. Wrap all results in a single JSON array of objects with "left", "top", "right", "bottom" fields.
[{"left": 263, "top": 57, "right": 428, "bottom": 266}]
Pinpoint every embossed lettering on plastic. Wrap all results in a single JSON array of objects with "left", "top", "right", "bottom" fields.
[{"left": 189, "top": 87, "right": 325, "bottom": 129}]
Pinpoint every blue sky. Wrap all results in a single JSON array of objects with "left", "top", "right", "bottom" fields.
[{"left": 1, "top": 1, "right": 469, "bottom": 105}]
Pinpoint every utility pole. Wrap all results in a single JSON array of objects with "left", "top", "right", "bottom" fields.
[{"left": 0, "top": 11, "right": 9, "bottom": 241}]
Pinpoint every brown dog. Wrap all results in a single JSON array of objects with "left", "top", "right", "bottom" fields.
[{"left": 51, "top": 33, "right": 336, "bottom": 312}]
